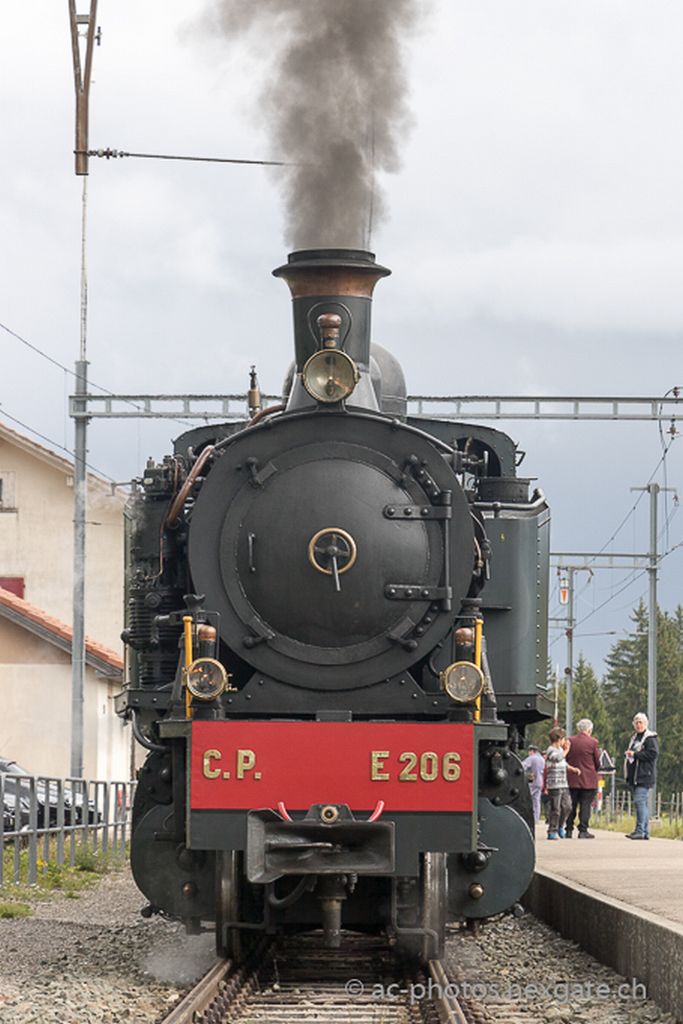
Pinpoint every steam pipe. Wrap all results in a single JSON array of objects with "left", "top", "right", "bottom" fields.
[{"left": 165, "top": 445, "right": 215, "bottom": 527}]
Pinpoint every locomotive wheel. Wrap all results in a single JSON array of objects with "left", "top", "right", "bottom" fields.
[
  {"left": 395, "top": 852, "right": 447, "bottom": 962},
  {"left": 215, "top": 851, "right": 242, "bottom": 960}
]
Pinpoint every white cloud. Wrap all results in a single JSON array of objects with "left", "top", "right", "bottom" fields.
[{"left": 405, "top": 236, "right": 683, "bottom": 333}]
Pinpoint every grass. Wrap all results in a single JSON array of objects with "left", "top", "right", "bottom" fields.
[
  {"left": 1, "top": 837, "right": 128, "bottom": 914},
  {"left": 0, "top": 901, "right": 31, "bottom": 919},
  {"left": 594, "top": 813, "right": 683, "bottom": 839}
]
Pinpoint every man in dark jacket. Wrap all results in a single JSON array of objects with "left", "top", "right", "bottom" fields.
[
  {"left": 566, "top": 718, "right": 601, "bottom": 838},
  {"left": 625, "top": 712, "right": 659, "bottom": 840}
]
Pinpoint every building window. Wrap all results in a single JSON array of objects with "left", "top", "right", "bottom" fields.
[
  {"left": 0, "top": 472, "right": 17, "bottom": 511},
  {"left": 0, "top": 577, "right": 25, "bottom": 599}
]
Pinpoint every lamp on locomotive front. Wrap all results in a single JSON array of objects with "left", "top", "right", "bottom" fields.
[
  {"left": 302, "top": 315, "right": 360, "bottom": 403},
  {"left": 273, "top": 248, "right": 391, "bottom": 412}
]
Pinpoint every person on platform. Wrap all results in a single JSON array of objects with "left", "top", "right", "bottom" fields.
[
  {"left": 522, "top": 744, "right": 545, "bottom": 824},
  {"left": 565, "top": 718, "right": 601, "bottom": 839},
  {"left": 624, "top": 712, "right": 659, "bottom": 840},
  {"left": 545, "top": 726, "right": 582, "bottom": 839}
]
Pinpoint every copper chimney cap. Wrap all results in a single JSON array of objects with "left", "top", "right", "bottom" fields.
[{"left": 273, "top": 248, "right": 391, "bottom": 300}]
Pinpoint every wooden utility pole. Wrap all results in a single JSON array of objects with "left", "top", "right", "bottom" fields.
[{"left": 68, "top": 1, "right": 98, "bottom": 175}]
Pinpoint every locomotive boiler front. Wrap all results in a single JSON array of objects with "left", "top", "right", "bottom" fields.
[{"left": 187, "top": 416, "right": 476, "bottom": 690}]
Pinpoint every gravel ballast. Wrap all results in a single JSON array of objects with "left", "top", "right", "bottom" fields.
[
  {"left": 445, "top": 914, "right": 679, "bottom": 1024},
  {"left": 0, "top": 870, "right": 215, "bottom": 1024},
  {"left": 0, "top": 868, "right": 678, "bottom": 1023}
]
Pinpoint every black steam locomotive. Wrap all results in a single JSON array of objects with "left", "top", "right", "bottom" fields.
[{"left": 117, "top": 249, "right": 551, "bottom": 960}]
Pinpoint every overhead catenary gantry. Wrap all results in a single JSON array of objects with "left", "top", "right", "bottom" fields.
[{"left": 70, "top": 391, "right": 683, "bottom": 423}]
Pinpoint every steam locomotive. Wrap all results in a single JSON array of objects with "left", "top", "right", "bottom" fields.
[{"left": 117, "top": 248, "right": 552, "bottom": 960}]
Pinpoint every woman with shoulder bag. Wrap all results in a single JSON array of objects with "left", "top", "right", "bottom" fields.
[{"left": 624, "top": 712, "right": 659, "bottom": 840}]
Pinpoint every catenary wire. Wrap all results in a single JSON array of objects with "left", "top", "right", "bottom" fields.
[
  {"left": 580, "top": 431, "right": 677, "bottom": 570},
  {"left": 657, "top": 385, "right": 681, "bottom": 551},
  {"left": 0, "top": 408, "right": 116, "bottom": 482},
  {"left": 571, "top": 533, "right": 683, "bottom": 637},
  {"left": 0, "top": 319, "right": 196, "bottom": 429},
  {"left": 552, "top": 433, "right": 680, "bottom": 636}
]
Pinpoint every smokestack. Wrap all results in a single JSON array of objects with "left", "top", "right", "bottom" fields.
[{"left": 273, "top": 248, "right": 390, "bottom": 411}]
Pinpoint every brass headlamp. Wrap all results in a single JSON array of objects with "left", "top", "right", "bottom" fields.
[
  {"left": 186, "top": 658, "right": 228, "bottom": 701},
  {"left": 301, "top": 349, "right": 360, "bottom": 404},
  {"left": 440, "top": 661, "right": 485, "bottom": 704}
]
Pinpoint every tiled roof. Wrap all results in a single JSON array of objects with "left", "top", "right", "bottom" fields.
[{"left": 0, "top": 587, "right": 123, "bottom": 678}]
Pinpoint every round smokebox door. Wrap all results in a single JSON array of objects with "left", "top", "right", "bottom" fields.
[
  {"left": 226, "top": 453, "right": 434, "bottom": 651},
  {"left": 188, "top": 416, "right": 474, "bottom": 690}
]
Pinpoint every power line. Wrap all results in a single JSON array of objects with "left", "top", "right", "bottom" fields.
[
  {"left": 0, "top": 318, "right": 195, "bottom": 429},
  {"left": 574, "top": 570, "right": 649, "bottom": 629},
  {"left": 661, "top": 537, "right": 683, "bottom": 560},
  {"left": 0, "top": 407, "right": 115, "bottom": 482},
  {"left": 579, "top": 432, "right": 678, "bottom": 572},
  {"left": 571, "top": 532, "right": 682, "bottom": 637},
  {"left": 657, "top": 385, "right": 680, "bottom": 550},
  {"left": 0, "top": 320, "right": 73, "bottom": 376}
]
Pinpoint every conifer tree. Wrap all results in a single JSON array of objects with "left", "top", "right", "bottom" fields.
[
  {"left": 603, "top": 601, "right": 683, "bottom": 796},
  {"left": 572, "top": 655, "right": 613, "bottom": 754}
]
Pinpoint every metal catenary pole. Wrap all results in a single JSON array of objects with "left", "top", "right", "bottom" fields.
[
  {"left": 629, "top": 484, "right": 674, "bottom": 732},
  {"left": 647, "top": 483, "right": 659, "bottom": 735},
  {"left": 68, "top": 0, "right": 98, "bottom": 778},
  {"left": 552, "top": 557, "right": 651, "bottom": 737},
  {"left": 565, "top": 568, "right": 575, "bottom": 735}
]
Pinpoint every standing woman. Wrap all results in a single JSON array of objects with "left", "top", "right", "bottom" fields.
[{"left": 624, "top": 712, "right": 659, "bottom": 840}]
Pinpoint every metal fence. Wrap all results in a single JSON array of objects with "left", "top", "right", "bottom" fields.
[
  {"left": 594, "top": 780, "right": 683, "bottom": 824},
  {"left": 0, "top": 774, "right": 136, "bottom": 886}
]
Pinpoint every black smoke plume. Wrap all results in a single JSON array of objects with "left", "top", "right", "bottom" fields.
[{"left": 206, "top": 0, "right": 421, "bottom": 249}]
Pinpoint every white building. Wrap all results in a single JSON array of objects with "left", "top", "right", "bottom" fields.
[{"left": 0, "top": 419, "right": 131, "bottom": 780}]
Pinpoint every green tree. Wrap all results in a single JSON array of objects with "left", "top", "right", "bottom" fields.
[
  {"left": 571, "top": 655, "right": 613, "bottom": 754},
  {"left": 603, "top": 601, "right": 683, "bottom": 796},
  {"left": 525, "top": 655, "right": 611, "bottom": 752},
  {"left": 524, "top": 660, "right": 564, "bottom": 751}
]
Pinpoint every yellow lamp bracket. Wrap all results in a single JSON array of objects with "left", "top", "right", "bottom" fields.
[
  {"left": 183, "top": 615, "right": 194, "bottom": 719},
  {"left": 439, "top": 613, "right": 486, "bottom": 717}
]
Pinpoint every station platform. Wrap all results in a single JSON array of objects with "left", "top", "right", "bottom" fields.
[
  {"left": 525, "top": 826, "right": 683, "bottom": 1021},
  {"left": 534, "top": 824, "right": 683, "bottom": 927}
]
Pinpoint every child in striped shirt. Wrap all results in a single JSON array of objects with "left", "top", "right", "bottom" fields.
[{"left": 545, "top": 726, "right": 582, "bottom": 839}]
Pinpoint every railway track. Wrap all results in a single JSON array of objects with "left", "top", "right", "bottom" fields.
[{"left": 162, "top": 934, "right": 469, "bottom": 1024}]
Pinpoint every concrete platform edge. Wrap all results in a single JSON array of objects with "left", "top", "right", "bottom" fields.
[{"left": 523, "top": 869, "right": 683, "bottom": 1022}]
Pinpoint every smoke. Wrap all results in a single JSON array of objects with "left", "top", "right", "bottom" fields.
[{"left": 206, "top": 0, "right": 422, "bottom": 250}]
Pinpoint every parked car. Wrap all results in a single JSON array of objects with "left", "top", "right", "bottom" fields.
[
  {"left": 70, "top": 787, "right": 102, "bottom": 825},
  {"left": 1, "top": 787, "right": 30, "bottom": 832},
  {"left": 0, "top": 758, "right": 101, "bottom": 827},
  {"left": 0, "top": 758, "right": 76, "bottom": 827}
]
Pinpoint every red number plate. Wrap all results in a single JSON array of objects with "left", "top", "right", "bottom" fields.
[{"left": 190, "top": 721, "right": 474, "bottom": 812}]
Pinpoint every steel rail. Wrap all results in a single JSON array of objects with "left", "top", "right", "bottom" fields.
[
  {"left": 429, "top": 959, "right": 470, "bottom": 1024},
  {"left": 161, "top": 958, "right": 232, "bottom": 1024},
  {"left": 160, "top": 938, "right": 469, "bottom": 1024}
]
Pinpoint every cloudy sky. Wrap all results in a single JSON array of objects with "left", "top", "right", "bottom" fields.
[{"left": 2, "top": 1, "right": 682, "bottom": 676}]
